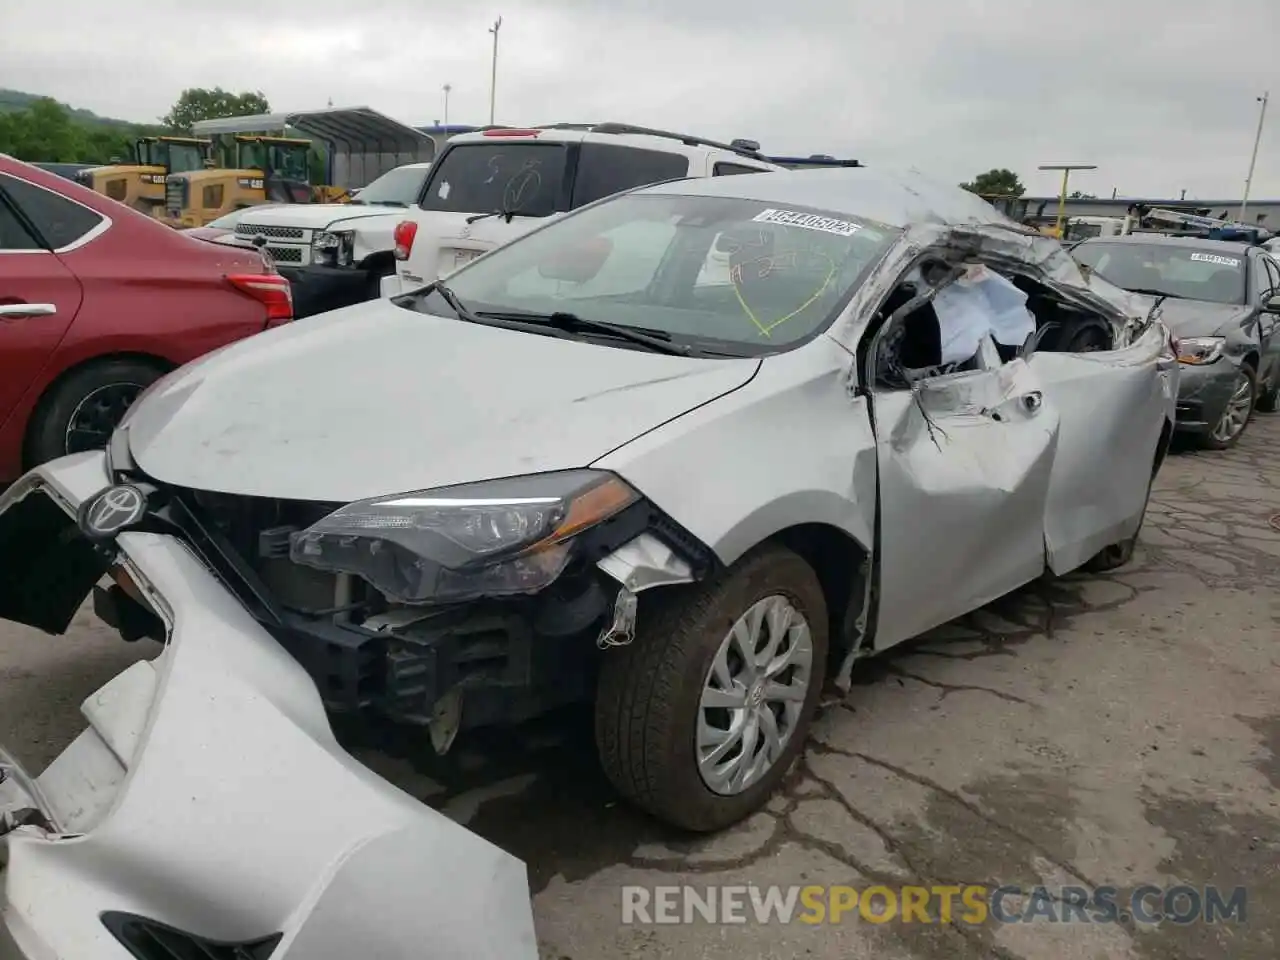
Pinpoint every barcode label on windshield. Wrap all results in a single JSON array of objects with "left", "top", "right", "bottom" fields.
[
  {"left": 752, "top": 208, "right": 862, "bottom": 237},
  {"left": 1189, "top": 253, "right": 1240, "bottom": 266}
]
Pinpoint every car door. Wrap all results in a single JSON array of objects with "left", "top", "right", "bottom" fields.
[
  {"left": 868, "top": 291, "right": 1059, "bottom": 651},
  {"left": 1258, "top": 255, "right": 1280, "bottom": 387},
  {"left": 1027, "top": 311, "right": 1174, "bottom": 575},
  {"left": 0, "top": 173, "right": 85, "bottom": 426}
]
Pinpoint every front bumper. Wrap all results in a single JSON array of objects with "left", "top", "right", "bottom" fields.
[
  {"left": 278, "top": 264, "right": 376, "bottom": 319},
  {"left": 0, "top": 452, "right": 537, "bottom": 959},
  {"left": 1172, "top": 359, "right": 1238, "bottom": 433}
]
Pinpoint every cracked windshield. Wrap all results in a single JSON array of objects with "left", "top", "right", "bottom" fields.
[{"left": 2, "top": 1, "right": 1278, "bottom": 959}]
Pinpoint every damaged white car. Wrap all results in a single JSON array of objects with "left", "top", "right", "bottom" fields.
[{"left": 1, "top": 167, "right": 1176, "bottom": 953}]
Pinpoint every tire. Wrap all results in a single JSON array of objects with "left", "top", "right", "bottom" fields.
[
  {"left": 1197, "top": 362, "right": 1256, "bottom": 451},
  {"left": 25, "top": 359, "right": 164, "bottom": 469},
  {"left": 595, "top": 544, "right": 828, "bottom": 832}
]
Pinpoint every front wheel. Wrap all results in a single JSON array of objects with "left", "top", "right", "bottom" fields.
[
  {"left": 1199, "top": 362, "right": 1256, "bottom": 451},
  {"left": 595, "top": 544, "right": 828, "bottom": 832}
]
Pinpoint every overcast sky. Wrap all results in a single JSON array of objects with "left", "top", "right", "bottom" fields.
[{"left": 4, "top": 0, "right": 1277, "bottom": 200}]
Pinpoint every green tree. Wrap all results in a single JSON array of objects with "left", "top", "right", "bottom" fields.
[
  {"left": 0, "top": 97, "right": 84, "bottom": 161},
  {"left": 161, "top": 88, "right": 270, "bottom": 133},
  {"left": 960, "top": 168, "right": 1026, "bottom": 198},
  {"left": 1069, "top": 190, "right": 1098, "bottom": 199}
]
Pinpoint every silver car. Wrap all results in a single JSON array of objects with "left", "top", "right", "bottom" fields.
[{"left": 0, "top": 168, "right": 1176, "bottom": 954}]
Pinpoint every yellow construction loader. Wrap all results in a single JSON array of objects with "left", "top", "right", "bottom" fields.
[
  {"left": 161, "top": 135, "right": 351, "bottom": 228},
  {"left": 74, "top": 136, "right": 210, "bottom": 216}
]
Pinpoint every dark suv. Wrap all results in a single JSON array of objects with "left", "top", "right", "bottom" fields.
[{"left": 1072, "top": 235, "right": 1280, "bottom": 449}]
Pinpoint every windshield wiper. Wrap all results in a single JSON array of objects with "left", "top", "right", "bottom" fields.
[
  {"left": 474, "top": 309, "right": 693, "bottom": 356},
  {"left": 466, "top": 204, "right": 523, "bottom": 225},
  {"left": 1124, "top": 287, "right": 1177, "bottom": 299},
  {"left": 429, "top": 282, "right": 483, "bottom": 324}
]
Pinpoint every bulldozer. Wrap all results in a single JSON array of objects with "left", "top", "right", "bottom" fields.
[
  {"left": 74, "top": 136, "right": 211, "bottom": 217},
  {"left": 161, "top": 134, "right": 350, "bottom": 228}
]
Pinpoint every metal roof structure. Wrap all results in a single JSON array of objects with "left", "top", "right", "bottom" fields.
[{"left": 191, "top": 107, "right": 433, "bottom": 154}]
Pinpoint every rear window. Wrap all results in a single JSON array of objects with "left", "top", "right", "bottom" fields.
[
  {"left": 0, "top": 173, "right": 105, "bottom": 250},
  {"left": 571, "top": 143, "right": 690, "bottom": 207},
  {"left": 419, "top": 142, "right": 566, "bottom": 217}
]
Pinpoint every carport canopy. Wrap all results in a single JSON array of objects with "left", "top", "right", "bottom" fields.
[{"left": 191, "top": 107, "right": 437, "bottom": 187}]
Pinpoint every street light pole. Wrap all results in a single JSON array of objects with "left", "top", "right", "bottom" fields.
[
  {"left": 488, "top": 16, "right": 503, "bottom": 125},
  {"left": 1240, "top": 91, "right": 1269, "bottom": 221},
  {"left": 1038, "top": 163, "right": 1097, "bottom": 238},
  {"left": 442, "top": 83, "right": 452, "bottom": 127}
]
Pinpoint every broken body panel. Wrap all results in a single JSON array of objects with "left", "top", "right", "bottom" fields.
[{"left": 0, "top": 455, "right": 538, "bottom": 960}]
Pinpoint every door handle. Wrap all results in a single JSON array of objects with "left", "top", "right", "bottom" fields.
[
  {"left": 0, "top": 303, "right": 57, "bottom": 319},
  {"left": 1021, "top": 390, "right": 1044, "bottom": 412}
]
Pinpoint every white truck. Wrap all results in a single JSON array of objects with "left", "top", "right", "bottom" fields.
[
  {"left": 384, "top": 123, "right": 857, "bottom": 297},
  {"left": 232, "top": 161, "right": 434, "bottom": 315}
]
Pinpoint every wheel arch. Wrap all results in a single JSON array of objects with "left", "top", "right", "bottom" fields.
[{"left": 22, "top": 351, "right": 175, "bottom": 470}]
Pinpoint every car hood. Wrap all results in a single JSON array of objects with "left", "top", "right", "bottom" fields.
[
  {"left": 237, "top": 204, "right": 409, "bottom": 229},
  {"left": 124, "top": 299, "right": 759, "bottom": 502},
  {"left": 1153, "top": 298, "right": 1250, "bottom": 337}
]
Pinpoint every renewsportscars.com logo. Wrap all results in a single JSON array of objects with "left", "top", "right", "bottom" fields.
[{"left": 621, "top": 884, "right": 1248, "bottom": 926}]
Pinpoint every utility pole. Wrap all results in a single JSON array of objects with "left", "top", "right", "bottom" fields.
[
  {"left": 1038, "top": 163, "right": 1097, "bottom": 238},
  {"left": 488, "top": 16, "right": 503, "bottom": 125},
  {"left": 1240, "top": 91, "right": 1269, "bottom": 221},
  {"left": 442, "top": 83, "right": 452, "bottom": 127}
]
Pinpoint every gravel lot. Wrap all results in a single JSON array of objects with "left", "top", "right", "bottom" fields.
[{"left": 3, "top": 416, "right": 1277, "bottom": 960}]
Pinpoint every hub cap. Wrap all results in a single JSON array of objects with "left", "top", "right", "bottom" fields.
[
  {"left": 64, "top": 382, "right": 145, "bottom": 455},
  {"left": 1211, "top": 371, "right": 1253, "bottom": 443},
  {"left": 696, "top": 595, "right": 813, "bottom": 796}
]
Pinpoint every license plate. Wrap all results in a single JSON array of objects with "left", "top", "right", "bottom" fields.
[{"left": 453, "top": 249, "right": 481, "bottom": 267}]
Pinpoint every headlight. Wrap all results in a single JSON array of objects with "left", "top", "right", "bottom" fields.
[
  {"left": 313, "top": 229, "right": 355, "bottom": 267},
  {"left": 289, "top": 470, "right": 640, "bottom": 603},
  {"left": 1175, "top": 336, "right": 1226, "bottom": 365}
]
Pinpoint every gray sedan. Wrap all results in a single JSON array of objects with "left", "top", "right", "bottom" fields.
[
  {"left": 0, "top": 167, "right": 1175, "bottom": 958},
  {"left": 1072, "top": 235, "right": 1280, "bottom": 449}
]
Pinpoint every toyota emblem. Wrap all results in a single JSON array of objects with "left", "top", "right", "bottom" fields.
[{"left": 78, "top": 484, "right": 149, "bottom": 541}]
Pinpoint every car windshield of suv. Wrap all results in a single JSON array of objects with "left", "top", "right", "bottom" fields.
[
  {"left": 419, "top": 142, "right": 566, "bottom": 217},
  {"left": 403, "top": 192, "right": 900, "bottom": 356},
  {"left": 1073, "top": 241, "right": 1246, "bottom": 305},
  {"left": 350, "top": 165, "right": 429, "bottom": 206}
]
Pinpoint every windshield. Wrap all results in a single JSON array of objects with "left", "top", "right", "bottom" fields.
[
  {"left": 166, "top": 143, "right": 205, "bottom": 174},
  {"left": 420, "top": 142, "right": 566, "bottom": 217},
  {"left": 402, "top": 192, "right": 900, "bottom": 356},
  {"left": 352, "top": 165, "right": 429, "bottom": 206},
  {"left": 1073, "top": 241, "right": 1246, "bottom": 305}
]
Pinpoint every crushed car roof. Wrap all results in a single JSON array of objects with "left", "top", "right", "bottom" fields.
[{"left": 645, "top": 166, "right": 1026, "bottom": 230}]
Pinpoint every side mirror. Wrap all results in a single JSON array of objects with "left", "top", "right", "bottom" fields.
[{"left": 536, "top": 236, "right": 613, "bottom": 283}]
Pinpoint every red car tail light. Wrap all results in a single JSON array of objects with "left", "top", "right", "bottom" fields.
[
  {"left": 228, "top": 273, "right": 294, "bottom": 326},
  {"left": 393, "top": 220, "right": 418, "bottom": 261}
]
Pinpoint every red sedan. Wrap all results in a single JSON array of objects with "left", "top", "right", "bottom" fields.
[{"left": 0, "top": 155, "right": 293, "bottom": 482}]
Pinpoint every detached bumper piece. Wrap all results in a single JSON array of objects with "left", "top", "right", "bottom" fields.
[{"left": 101, "top": 912, "right": 282, "bottom": 960}]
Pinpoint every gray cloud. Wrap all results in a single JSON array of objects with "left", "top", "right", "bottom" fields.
[{"left": 3, "top": 0, "right": 1277, "bottom": 200}]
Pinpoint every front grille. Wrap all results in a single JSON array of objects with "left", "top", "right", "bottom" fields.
[
  {"left": 164, "top": 179, "right": 187, "bottom": 214},
  {"left": 265, "top": 245, "right": 302, "bottom": 263},
  {"left": 101, "top": 912, "right": 281, "bottom": 960},
  {"left": 237, "top": 223, "right": 305, "bottom": 240}
]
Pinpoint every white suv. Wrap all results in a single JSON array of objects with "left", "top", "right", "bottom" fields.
[
  {"left": 386, "top": 122, "right": 789, "bottom": 296},
  {"left": 233, "top": 162, "right": 433, "bottom": 314}
]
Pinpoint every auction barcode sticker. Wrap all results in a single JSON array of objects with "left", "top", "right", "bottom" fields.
[
  {"left": 1189, "top": 253, "right": 1240, "bottom": 266},
  {"left": 752, "top": 208, "right": 862, "bottom": 237}
]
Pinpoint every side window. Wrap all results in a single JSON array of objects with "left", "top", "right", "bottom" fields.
[
  {"left": 0, "top": 174, "right": 105, "bottom": 250},
  {"left": 571, "top": 144, "right": 690, "bottom": 208},
  {"left": 0, "top": 194, "right": 42, "bottom": 251},
  {"left": 713, "top": 162, "right": 768, "bottom": 176},
  {"left": 1252, "top": 256, "right": 1273, "bottom": 301},
  {"left": 1261, "top": 257, "right": 1280, "bottom": 298}
]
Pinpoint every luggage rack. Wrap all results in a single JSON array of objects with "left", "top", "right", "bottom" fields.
[{"left": 536, "top": 121, "right": 771, "bottom": 159}]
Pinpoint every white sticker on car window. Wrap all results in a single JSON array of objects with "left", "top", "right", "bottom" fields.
[
  {"left": 752, "top": 208, "right": 862, "bottom": 237},
  {"left": 1189, "top": 253, "right": 1239, "bottom": 266},
  {"left": 438, "top": 181, "right": 452, "bottom": 200}
]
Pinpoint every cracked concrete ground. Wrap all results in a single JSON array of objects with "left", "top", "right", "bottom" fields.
[{"left": 2, "top": 417, "right": 1278, "bottom": 959}]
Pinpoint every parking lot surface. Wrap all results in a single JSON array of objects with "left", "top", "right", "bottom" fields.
[{"left": 3, "top": 417, "right": 1278, "bottom": 960}]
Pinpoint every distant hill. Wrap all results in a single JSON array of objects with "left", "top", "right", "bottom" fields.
[{"left": 0, "top": 88, "right": 146, "bottom": 130}]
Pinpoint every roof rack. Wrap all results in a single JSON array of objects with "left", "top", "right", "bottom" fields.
[
  {"left": 536, "top": 121, "right": 768, "bottom": 159},
  {"left": 767, "top": 155, "right": 862, "bottom": 168}
]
